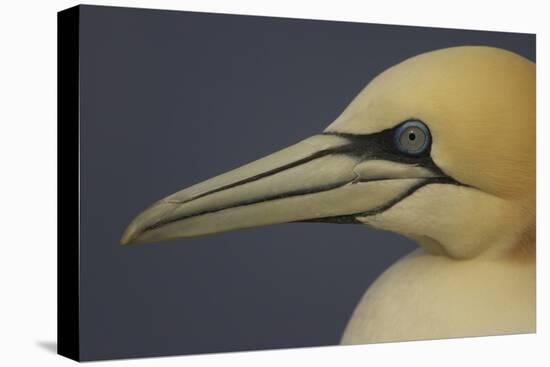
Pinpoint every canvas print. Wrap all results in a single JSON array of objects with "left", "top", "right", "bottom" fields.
[{"left": 58, "top": 5, "right": 535, "bottom": 361}]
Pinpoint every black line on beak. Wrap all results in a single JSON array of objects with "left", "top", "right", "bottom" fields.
[
  {"left": 302, "top": 176, "right": 462, "bottom": 224},
  {"left": 144, "top": 177, "right": 356, "bottom": 232},
  {"left": 165, "top": 147, "right": 337, "bottom": 205}
]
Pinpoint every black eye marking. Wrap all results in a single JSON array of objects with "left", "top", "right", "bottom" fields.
[
  {"left": 321, "top": 119, "right": 441, "bottom": 173},
  {"left": 321, "top": 119, "right": 433, "bottom": 162},
  {"left": 394, "top": 120, "right": 431, "bottom": 155}
]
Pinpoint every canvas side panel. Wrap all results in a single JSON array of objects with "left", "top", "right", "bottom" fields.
[{"left": 57, "top": 5, "right": 81, "bottom": 362}]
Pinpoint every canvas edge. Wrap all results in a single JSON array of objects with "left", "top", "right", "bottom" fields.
[{"left": 57, "top": 5, "right": 81, "bottom": 362}]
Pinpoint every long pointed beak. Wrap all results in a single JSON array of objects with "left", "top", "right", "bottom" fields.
[{"left": 121, "top": 133, "right": 438, "bottom": 245}]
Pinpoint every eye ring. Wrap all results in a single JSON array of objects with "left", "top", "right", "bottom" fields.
[{"left": 394, "top": 120, "right": 431, "bottom": 155}]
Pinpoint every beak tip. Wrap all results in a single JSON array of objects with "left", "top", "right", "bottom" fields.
[
  {"left": 120, "top": 224, "right": 139, "bottom": 245},
  {"left": 120, "top": 200, "right": 181, "bottom": 245},
  {"left": 119, "top": 234, "right": 132, "bottom": 246}
]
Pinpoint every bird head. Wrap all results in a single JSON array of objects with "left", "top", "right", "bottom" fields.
[{"left": 121, "top": 46, "right": 535, "bottom": 260}]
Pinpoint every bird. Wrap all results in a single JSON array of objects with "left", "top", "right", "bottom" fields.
[{"left": 121, "top": 46, "right": 535, "bottom": 344}]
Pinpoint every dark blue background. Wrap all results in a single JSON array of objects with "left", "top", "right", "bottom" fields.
[{"left": 78, "top": 5, "right": 535, "bottom": 360}]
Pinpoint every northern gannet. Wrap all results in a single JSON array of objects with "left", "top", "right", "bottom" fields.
[{"left": 121, "top": 46, "right": 535, "bottom": 344}]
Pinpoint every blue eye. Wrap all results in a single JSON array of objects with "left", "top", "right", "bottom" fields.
[{"left": 394, "top": 120, "right": 431, "bottom": 155}]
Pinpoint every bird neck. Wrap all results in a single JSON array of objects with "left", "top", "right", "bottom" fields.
[{"left": 409, "top": 225, "right": 536, "bottom": 263}]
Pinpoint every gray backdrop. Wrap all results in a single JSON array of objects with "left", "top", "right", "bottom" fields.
[{"left": 78, "top": 5, "right": 535, "bottom": 360}]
